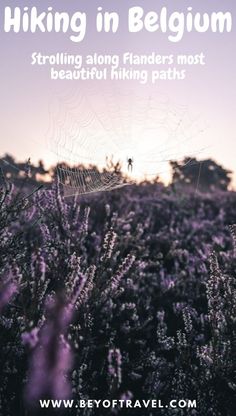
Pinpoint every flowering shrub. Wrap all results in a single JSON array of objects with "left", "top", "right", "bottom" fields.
[{"left": 0, "top": 175, "right": 236, "bottom": 415}]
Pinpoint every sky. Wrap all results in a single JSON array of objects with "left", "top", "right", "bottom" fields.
[{"left": 0, "top": 0, "right": 235, "bottom": 185}]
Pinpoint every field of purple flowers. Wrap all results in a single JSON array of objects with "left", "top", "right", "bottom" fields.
[{"left": 0, "top": 172, "right": 236, "bottom": 416}]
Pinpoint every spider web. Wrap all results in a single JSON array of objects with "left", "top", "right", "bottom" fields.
[{"left": 45, "top": 85, "right": 207, "bottom": 196}]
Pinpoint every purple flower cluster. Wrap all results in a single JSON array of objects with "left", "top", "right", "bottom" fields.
[
  {"left": 0, "top": 278, "right": 18, "bottom": 313},
  {"left": 24, "top": 295, "right": 74, "bottom": 404},
  {"left": 108, "top": 348, "right": 122, "bottom": 388},
  {"left": 0, "top": 174, "right": 236, "bottom": 416}
]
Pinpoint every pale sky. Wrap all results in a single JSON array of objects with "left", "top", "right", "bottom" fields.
[{"left": 0, "top": 0, "right": 235, "bottom": 185}]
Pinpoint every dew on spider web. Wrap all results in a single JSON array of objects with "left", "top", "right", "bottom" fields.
[{"left": 45, "top": 85, "right": 207, "bottom": 196}]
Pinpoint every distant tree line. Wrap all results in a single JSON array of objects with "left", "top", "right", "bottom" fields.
[
  {"left": 170, "top": 157, "right": 232, "bottom": 192},
  {"left": 0, "top": 153, "right": 233, "bottom": 192}
]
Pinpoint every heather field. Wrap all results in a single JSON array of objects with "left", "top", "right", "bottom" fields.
[{"left": 0, "top": 167, "right": 236, "bottom": 416}]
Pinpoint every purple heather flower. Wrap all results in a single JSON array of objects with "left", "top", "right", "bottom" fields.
[
  {"left": 101, "top": 228, "right": 117, "bottom": 261},
  {"left": 21, "top": 328, "right": 39, "bottom": 349},
  {"left": 108, "top": 348, "right": 122, "bottom": 387},
  {"left": 25, "top": 295, "right": 74, "bottom": 404},
  {"left": 103, "top": 254, "right": 135, "bottom": 298},
  {"left": 0, "top": 280, "right": 18, "bottom": 313}
]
